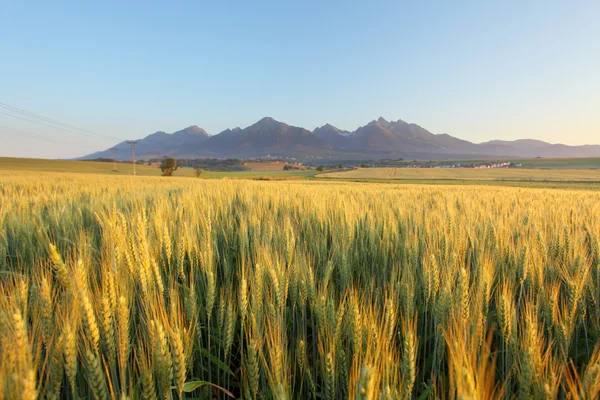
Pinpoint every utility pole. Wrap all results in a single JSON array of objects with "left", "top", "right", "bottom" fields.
[
  {"left": 109, "top": 147, "right": 118, "bottom": 171},
  {"left": 126, "top": 141, "right": 138, "bottom": 175}
]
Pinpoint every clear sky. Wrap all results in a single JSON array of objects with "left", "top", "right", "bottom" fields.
[{"left": 1, "top": 0, "right": 599, "bottom": 158}]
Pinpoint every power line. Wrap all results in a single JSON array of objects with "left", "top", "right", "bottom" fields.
[
  {"left": 0, "top": 102, "right": 117, "bottom": 140},
  {"left": 0, "top": 102, "right": 119, "bottom": 140},
  {"left": 0, "top": 125, "right": 96, "bottom": 146},
  {"left": 0, "top": 102, "right": 105, "bottom": 136},
  {"left": 0, "top": 110, "right": 110, "bottom": 140},
  {"left": 0, "top": 127, "right": 63, "bottom": 144}
]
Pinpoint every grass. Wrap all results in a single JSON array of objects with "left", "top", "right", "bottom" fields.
[
  {"left": 199, "top": 169, "right": 314, "bottom": 179},
  {"left": 425, "top": 157, "right": 600, "bottom": 169},
  {"left": 0, "top": 157, "right": 315, "bottom": 179},
  {"left": 0, "top": 157, "right": 188, "bottom": 176},
  {"left": 3, "top": 157, "right": 598, "bottom": 188},
  {"left": 321, "top": 167, "right": 600, "bottom": 183},
  {"left": 242, "top": 161, "right": 303, "bottom": 171},
  {"left": 1, "top": 171, "right": 600, "bottom": 399},
  {"left": 492, "top": 157, "right": 600, "bottom": 169},
  {"left": 318, "top": 177, "right": 600, "bottom": 191}
]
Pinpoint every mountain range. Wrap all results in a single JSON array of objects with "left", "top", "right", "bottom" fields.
[{"left": 81, "top": 117, "right": 600, "bottom": 160}]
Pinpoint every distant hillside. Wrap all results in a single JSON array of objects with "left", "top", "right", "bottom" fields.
[
  {"left": 83, "top": 125, "right": 210, "bottom": 160},
  {"left": 202, "top": 117, "right": 330, "bottom": 157},
  {"left": 477, "top": 139, "right": 600, "bottom": 158},
  {"left": 313, "top": 124, "right": 352, "bottom": 148},
  {"left": 81, "top": 117, "right": 600, "bottom": 160}
]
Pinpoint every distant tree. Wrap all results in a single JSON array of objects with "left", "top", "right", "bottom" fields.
[
  {"left": 283, "top": 164, "right": 292, "bottom": 170},
  {"left": 360, "top": 163, "right": 369, "bottom": 168},
  {"left": 160, "top": 157, "right": 178, "bottom": 176},
  {"left": 194, "top": 165, "right": 202, "bottom": 177},
  {"left": 316, "top": 165, "right": 324, "bottom": 172},
  {"left": 338, "top": 163, "right": 344, "bottom": 169}
]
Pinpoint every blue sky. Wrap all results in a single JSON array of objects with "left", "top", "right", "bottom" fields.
[{"left": 1, "top": 0, "right": 599, "bottom": 158}]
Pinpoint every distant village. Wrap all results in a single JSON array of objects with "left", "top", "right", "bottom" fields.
[
  {"left": 233, "top": 159, "right": 529, "bottom": 172},
  {"left": 87, "top": 155, "right": 525, "bottom": 172},
  {"left": 243, "top": 156, "right": 526, "bottom": 170},
  {"left": 405, "top": 161, "right": 524, "bottom": 169},
  {"left": 318, "top": 160, "right": 525, "bottom": 170}
]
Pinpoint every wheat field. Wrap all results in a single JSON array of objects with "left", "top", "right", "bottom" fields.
[
  {"left": 322, "top": 167, "right": 600, "bottom": 182},
  {"left": 1, "top": 172, "right": 599, "bottom": 399}
]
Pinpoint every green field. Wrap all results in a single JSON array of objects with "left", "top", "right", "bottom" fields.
[
  {"left": 322, "top": 167, "right": 600, "bottom": 182},
  {"left": 0, "top": 158, "right": 314, "bottom": 179},
  {"left": 197, "top": 170, "right": 314, "bottom": 179},
  {"left": 448, "top": 157, "right": 600, "bottom": 169},
  {"left": 0, "top": 157, "right": 186, "bottom": 176},
  {"left": 500, "top": 157, "right": 600, "bottom": 169},
  {"left": 3, "top": 158, "right": 600, "bottom": 190}
]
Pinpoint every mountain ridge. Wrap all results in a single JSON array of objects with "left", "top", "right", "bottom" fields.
[{"left": 81, "top": 117, "right": 600, "bottom": 160}]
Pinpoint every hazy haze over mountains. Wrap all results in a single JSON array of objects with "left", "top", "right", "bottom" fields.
[{"left": 82, "top": 117, "right": 600, "bottom": 161}]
